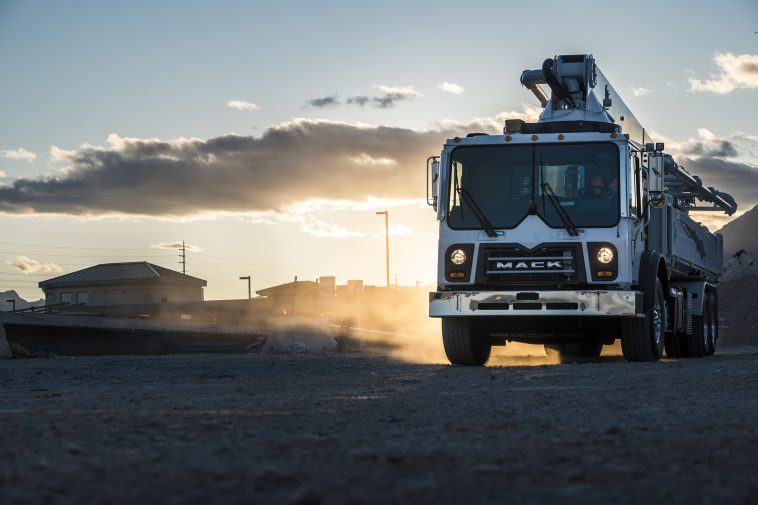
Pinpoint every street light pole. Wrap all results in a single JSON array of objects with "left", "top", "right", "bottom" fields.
[
  {"left": 239, "top": 276, "right": 251, "bottom": 299},
  {"left": 375, "top": 210, "right": 389, "bottom": 288}
]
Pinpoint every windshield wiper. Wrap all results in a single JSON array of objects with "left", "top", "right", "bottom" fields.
[
  {"left": 540, "top": 182, "right": 579, "bottom": 236},
  {"left": 458, "top": 187, "right": 498, "bottom": 237}
]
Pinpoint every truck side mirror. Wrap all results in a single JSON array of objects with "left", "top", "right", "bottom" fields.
[
  {"left": 647, "top": 153, "right": 664, "bottom": 193},
  {"left": 427, "top": 156, "right": 440, "bottom": 211}
]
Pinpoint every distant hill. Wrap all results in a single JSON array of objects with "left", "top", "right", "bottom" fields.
[
  {"left": 0, "top": 290, "right": 45, "bottom": 312},
  {"left": 718, "top": 204, "right": 758, "bottom": 257},
  {"left": 716, "top": 205, "right": 758, "bottom": 346},
  {"left": 717, "top": 274, "right": 758, "bottom": 346}
]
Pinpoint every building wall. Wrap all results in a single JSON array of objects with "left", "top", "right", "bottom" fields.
[
  {"left": 45, "top": 283, "right": 204, "bottom": 306},
  {"left": 319, "top": 276, "right": 336, "bottom": 299}
]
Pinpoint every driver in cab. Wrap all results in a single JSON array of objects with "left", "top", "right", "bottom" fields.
[{"left": 588, "top": 152, "right": 618, "bottom": 200}]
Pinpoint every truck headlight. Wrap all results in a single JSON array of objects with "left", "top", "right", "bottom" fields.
[
  {"left": 589, "top": 243, "right": 617, "bottom": 281},
  {"left": 445, "top": 244, "right": 474, "bottom": 282},
  {"left": 450, "top": 249, "right": 467, "bottom": 265},
  {"left": 596, "top": 246, "right": 614, "bottom": 264}
]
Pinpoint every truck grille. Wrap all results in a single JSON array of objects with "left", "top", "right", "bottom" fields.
[{"left": 477, "top": 244, "right": 582, "bottom": 287}]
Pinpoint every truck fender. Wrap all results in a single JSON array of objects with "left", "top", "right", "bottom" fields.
[{"left": 673, "top": 281, "right": 714, "bottom": 316}]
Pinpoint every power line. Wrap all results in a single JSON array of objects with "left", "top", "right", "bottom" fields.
[
  {"left": 0, "top": 241, "right": 300, "bottom": 277},
  {"left": 194, "top": 251, "right": 300, "bottom": 274},
  {"left": 189, "top": 258, "right": 292, "bottom": 283},
  {"left": 0, "top": 250, "right": 175, "bottom": 258},
  {"left": 0, "top": 271, "right": 62, "bottom": 276},
  {"left": 0, "top": 241, "right": 157, "bottom": 251}
]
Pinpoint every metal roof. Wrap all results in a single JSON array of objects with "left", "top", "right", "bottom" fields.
[{"left": 39, "top": 262, "right": 207, "bottom": 289}]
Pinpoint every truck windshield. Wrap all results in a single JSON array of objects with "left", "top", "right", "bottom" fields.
[{"left": 448, "top": 143, "right": 620, "bottom": 230}]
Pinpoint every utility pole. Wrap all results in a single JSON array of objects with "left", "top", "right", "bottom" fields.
[
  {"left": 239, "top": 276, "right": 251, "bottom": 299},
  {"left": 376, "top": 210, "right": 390, "bottom": 288},
  {"left": 179, "top": 240, "right": 186, "bottom": 274}
]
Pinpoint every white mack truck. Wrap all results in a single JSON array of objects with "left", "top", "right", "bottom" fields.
[{"left": 426, "top": 54, "right": 737, "bottom": 365}]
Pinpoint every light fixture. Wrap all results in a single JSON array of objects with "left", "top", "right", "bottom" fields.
[
  {"left": 450, "top": 249, "right": 467, "bottom": 265},
  {"left": 596, "top": 246, "right": 614, "bottom": 264}
]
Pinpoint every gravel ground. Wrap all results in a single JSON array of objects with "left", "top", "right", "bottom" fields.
[{"left": 1, "top": 348, "right": 757, "bottom": 505}]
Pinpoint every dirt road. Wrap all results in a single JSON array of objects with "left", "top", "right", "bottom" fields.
[{"left": 1, "top": 348, "right": 757, "bottom": 504}]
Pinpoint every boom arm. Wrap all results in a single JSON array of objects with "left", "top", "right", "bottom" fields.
[
  {"left": 661, "top": 154, "right": 737, "bottom": 215},
  {"left": 520, "top": 53, "right": 737, "bottom": 216}
]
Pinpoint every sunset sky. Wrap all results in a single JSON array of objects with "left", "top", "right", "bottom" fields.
[{"left": 1, "top": 0, "right": 756, "bottom": 301}]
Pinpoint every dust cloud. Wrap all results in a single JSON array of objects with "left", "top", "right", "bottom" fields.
[
  {"left": 318, "top": 287, "right": 604, "bottom": 366},
  {"left": 238, "top": 286, "right": 621, "bottom": 365}
]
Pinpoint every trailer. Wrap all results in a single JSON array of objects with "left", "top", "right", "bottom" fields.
[{"left": 426, "top": 54, "right": 737, "bottom": 364}]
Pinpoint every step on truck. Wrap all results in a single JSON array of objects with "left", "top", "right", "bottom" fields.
[{"left": 426, "top": 54, "right": 737, "bottom": 365}]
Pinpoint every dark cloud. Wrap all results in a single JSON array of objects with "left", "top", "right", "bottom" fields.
[
  {"left": 347, "top": 95, "right": 370, "bottom": 106},
  {"left": 18, "top": 114, "right": 755, "bottom": 220},
  {"left": 679, "top": 156, "right": 758, "bottom": 211},
  {"left": 306, "top": 95, "right": 340, "bottom": 108},
  {"left": 347, "top": 92, "right": 418, "bottom": 109},
  {"left": 345, "top": 85, "right": 421, "bottom": 109},
  {"left": 0, "top": 120, "right": 461, "bottom": 217},
  {"left": 373, "top": 95, "right": 398, "bottom": 109},
  {"left": 312, "top": 85, "right": 421, "bottom": 109},
  {"left": 681, "top": 140, "right": 739, "bottom": 158}
]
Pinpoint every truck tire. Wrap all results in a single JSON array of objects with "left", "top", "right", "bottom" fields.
[
  {"left": 622, "top": 277, "right": 666, "bottom": 362},
  {"left": 442, "top": 317, "right": 491, "bottom": 366},
  {"left": 544, "top": 341, "right": 603, "bottom": 363},
  {"left": 686, "top": 294, "right": 711, "bottom": 358}
]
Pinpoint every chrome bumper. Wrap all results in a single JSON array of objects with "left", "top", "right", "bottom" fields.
[{"left": 429, "top": 290, "right": 640, "bottom": 317}]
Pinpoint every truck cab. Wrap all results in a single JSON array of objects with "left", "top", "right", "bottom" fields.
[{"left": 427, "top": 54, "right": 735, "bottom": 365}]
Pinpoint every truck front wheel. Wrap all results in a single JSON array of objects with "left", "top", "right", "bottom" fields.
[
  {"left": 622, "top": 277, "right": 666, "bottom": 362},
  {"left": 442, "top": 317, "right": 491, "bottom": 366}
]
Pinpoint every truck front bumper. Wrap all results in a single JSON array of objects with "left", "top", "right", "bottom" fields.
[{"left": 429, "top": 290, "right": 641, "bottom": 317}]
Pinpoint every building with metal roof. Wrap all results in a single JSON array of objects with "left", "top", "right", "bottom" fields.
[
  {"left": 255, "top": 280, "right": 323, "bottom": 316},
  {"left": 39, "top": 262, "right": 206, "bottom": 306}
]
